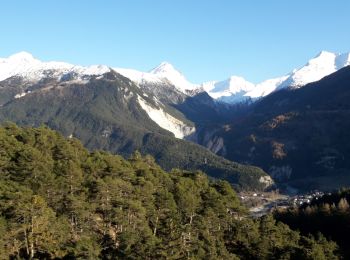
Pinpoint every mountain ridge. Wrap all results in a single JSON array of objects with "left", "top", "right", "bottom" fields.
[
  {"left": 0, "top": 51, "right": 110, "bottom": 83},
  {"left": 2, "top": 50, "right": 349, "bottom": 105}
]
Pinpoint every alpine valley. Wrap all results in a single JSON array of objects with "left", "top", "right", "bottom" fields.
[{"left": 0, "top": 51, "right": 349, "bottom": 192}]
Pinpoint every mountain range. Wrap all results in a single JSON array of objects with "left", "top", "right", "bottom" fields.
[
  {"left": 0, "top": 50, "right": 349, "bottom": 192},
  {"left": 115, "top": 51, "right": 350, "bottom": 104},
  {"left": 3, "top": 50, "right": 350, "bottom": 106},
  {"left": 0, "top": 52, "right": 271, "bottom": 191},
  {"left": 201, "top": 51, "right": 350, "bottom": 103}
]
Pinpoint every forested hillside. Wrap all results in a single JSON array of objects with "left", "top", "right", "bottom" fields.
[
  {"left": 0, "top": 124, "right": 339, "bottom": 259},
  {"left": 0, "top": 71, "right": 269, "bottom": 191}
]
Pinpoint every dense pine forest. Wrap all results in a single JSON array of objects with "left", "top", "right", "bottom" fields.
[{"left": 0, "top": 124, "right": 340, "bottom": 259}]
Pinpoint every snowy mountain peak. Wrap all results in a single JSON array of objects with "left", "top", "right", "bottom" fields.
[
  {"left": 201, "top": 75, "right": 254, "bottom": 101},
  {"left": 202, "top": 50, "right": 350, "bottom": 104},
  {"left": 0, "top": 52, "right": 111, "bottom": 82},
  {"left": 148, "top": 62, "right": 197, "bottom": 92},
  {"left": 227, "top": 76, "right": 255, "bottom": 92},
  {"left": 316, "top": 50, "right": 336, "bottom": 58},
  {"left": 150, "top": 61, "right": 177, "bottom": 74},
  {"left": 116, "top": 62, "right": 197, "bottom": 94},
  {"left": 308, "top": 51, "right": 336, "bottom": 65},
  {"left": 8, "top": 51, "right": 36, "bottom": 62},
  {"left": 277, "top": 51, "right": 349, "bottom": 90}
]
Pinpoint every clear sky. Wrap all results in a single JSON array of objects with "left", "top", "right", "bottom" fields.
[{"left": 1, "top": 0, "right": 349, "bottom": 83}]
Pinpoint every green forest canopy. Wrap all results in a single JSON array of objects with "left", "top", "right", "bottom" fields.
[{"left": 0, "top": 124, "right": 339, "bottom": 259}]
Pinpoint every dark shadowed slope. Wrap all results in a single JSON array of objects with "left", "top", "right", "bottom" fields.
[{"left": 219, "top": 66, "right": 350, "bottom": 191}]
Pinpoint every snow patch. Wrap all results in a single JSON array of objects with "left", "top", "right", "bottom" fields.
[
  {"left": 137, "top": 96, "right": 195, "bottom": 139},
  {"left": 14, "top": 91, "right": 31, "bottom": 99}
]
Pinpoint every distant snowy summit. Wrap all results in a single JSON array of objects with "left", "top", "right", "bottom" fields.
[
  {"left": 200, "top": 51, "right": 350, "bottom": 103},
  {"left": 1, "top": 50, "right": 349, "bottom": 104},
  {"left": 0, "top": 51, "right": 110, "bottom": 83},
  {"left": 114, "top": 61, "right": 197, "bottom": 94},
  {"left": 201, "top": 76, "right": 256, "bottom": 103},
  {"left": 277, "top": 51, "right": 350, "bottom": 90},
  {"left": 115, "top": 50, "right": 350, "bottom": 104}
]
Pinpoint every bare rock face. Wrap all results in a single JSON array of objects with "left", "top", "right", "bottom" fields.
[{"left": 259, "top": 175, "right": 274, "bottom": 188}]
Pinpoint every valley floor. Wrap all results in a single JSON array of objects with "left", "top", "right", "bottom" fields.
[{"left": 241, "top": 190, "right": 326, "bottom": 218}]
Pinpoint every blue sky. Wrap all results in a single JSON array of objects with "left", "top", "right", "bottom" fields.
[{"left": 1, "top": 0, "right": 349, "bottom": 83}]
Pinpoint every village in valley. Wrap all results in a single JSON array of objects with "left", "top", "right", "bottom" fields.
[{"left": 239, "top": 190, "right": 327, "bottom": 217}]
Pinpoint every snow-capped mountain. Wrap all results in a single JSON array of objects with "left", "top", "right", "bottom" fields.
[
  {"left": 115, "top": 50, "right": 350, "bottom": 105},
  {"left": 150, "top": 62, "right": 197, "bottom": 92},
  {"left": 200, "top": 51, "right": 350, "bottom": 104},
  {"left": 200, "top": 75, "right": 288, "bottom": 104},
  {"left": 0, "top": 52, "right": 196, "bottom": 140},
  {"left": 277, "top": 51, "right": 350, "bottom": 89},
  {"left": 115, "top": 62, "right": 197, "bottom": 94},
  {"left": 245, "top": 76, "right": 289, "bottom": 99},
  {"left": 110, "top": 51, "right": 350, "bottom": 104},
  {"left": 201, "top": 76, "right": 255, "bottom": 103},
  {"left": 0, "top": 51, "right": 110, "bottom": 83},
  {"left": 1, "top": 50, "right": 349, "bottom": 114}
]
